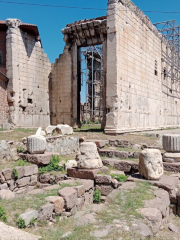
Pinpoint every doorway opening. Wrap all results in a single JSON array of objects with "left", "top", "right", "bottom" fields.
[{"left": 79, "top": 45, "right": 103, "bottom": 125}]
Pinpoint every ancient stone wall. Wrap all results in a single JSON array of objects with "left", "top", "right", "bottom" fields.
[
  {"left": 0, "top": 29, "right": 6, "bottom": 75},
  {"left": 51, "top": 17, "right": 107, "bottom": 128},
  {"left": 0, "top": 165, "right": 38, "bottom": 194},
  {"left": 6, "top": 19, "right": 51, "bottom": 127},
  {"left": 46, "top": 135, "right": 79, "bottom": 155},
  {"left": 50, "top": 48, "right": 73, "bottom": 126},
  {"left": 0, "top": 74, "right": 8, "bottom": 125},
  {"left": 105, "top": 0, "right": 180, "bottom": 134}
]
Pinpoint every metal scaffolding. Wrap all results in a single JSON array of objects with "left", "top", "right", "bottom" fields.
[
  {"left": 80, "top": 45, "right": 103, "bottom": 123},
  {"left": 154, "top": 20, "right": 180, "bottom": 85}
]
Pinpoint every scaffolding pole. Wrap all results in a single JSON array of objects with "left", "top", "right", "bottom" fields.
[
  {"left": 80, "top": 45, "right": 103, "bottom": 123},
  {"left": 154, "top": 20, "right": 180, "bottom": 84}
]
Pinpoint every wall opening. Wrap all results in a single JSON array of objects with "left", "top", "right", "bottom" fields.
[
  {"left": 78, "top": 45, "right": 103, "bottom": 125},
  {"left": 27, "top": 98, "right": 33, "bottom": 104},
  {"left": 155, "top": 60, "right": 158, "bottom": 76}
]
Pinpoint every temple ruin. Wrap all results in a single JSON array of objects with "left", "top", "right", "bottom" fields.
[{"left": 1, "top": 0, "right": 180, "bottom": 134}]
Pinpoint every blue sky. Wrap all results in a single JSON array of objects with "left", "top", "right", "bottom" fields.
[
  {"left": 1, "top": 0, "right": 180, "bottom": 63},
  {"left": 1, "top": 0, "right": 180, "bottom": 102}
]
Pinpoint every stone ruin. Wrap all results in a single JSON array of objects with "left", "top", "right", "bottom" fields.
[
  {"left": 1, "top": 0, "right": 180, "bottom": 135},
  {"left": 1, "top": 128, "right": 180, "bottom": 238}
]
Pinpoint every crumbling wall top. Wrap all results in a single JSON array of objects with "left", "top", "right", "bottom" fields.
[
  {"left": 62, "top": 16, "right": 107, "bottom": 47},
  {"left": 108, "top": 0, "right": 161, "bottom": 40}
]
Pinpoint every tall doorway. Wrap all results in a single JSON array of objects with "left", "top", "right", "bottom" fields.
[{"left": 79, "top": 45, "right": 103, "bottom": 124}]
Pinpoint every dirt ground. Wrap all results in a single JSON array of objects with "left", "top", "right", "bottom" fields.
[
  {"left": 0, "top": 125, "right": 166, "bottom": 147},
  {"left": 0, "top": 126, "right": 180, "bottom": 239}
]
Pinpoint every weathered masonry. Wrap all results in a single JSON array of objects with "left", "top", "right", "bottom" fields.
[
  {"left": 50, "top": 0, "right": 180, "bottom": 134},
  {"left": 50, "top": 16, "right": 107, "bottom": 128},
  {"left": 0, "top": 19, "right": 51, "bottom": 128},
  {"left": 0, "top": 72, "right": 8, "bottom": 125},
  {"left": 1, "top": 0, "right": 180, "bottom": 134}
]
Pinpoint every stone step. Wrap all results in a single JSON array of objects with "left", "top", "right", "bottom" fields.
[
  {"left": 127, "top": 173, "right": 178, "bottom": 192},
  {"left": 19, "top": 152, "right": 59, "bottom": 166},
  {"left": 102, "top": 158, "right": 138, "bottom": 173},
  {"left": 99, "top": 149, "right": 140, "bottom": 159},
  {"left": 67, "top": 166, "right": 109, "bottom": 180},
  {"left": 102, "top": 158, "right": 180, "bottom": 173}
]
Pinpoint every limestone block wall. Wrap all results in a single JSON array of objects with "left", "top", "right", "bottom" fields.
[
  {"left": 50, "top": 48, "right": 73, "bottom": 126},
  {"left": 0, "top": 29, "right": 7, "bottom": 75},
  {"left": 105, "top": 0, "right": 180, "bottom": 134},
  {"left": 6, "top": 19, "right": 51, "bottom": 127},
  {"left": 0, "top": 165, "right": 38, "bottom": 194},
  {"left": 0, "top": 77, "right": 8, "bottom": 125},
  {"left": 46, "top": 135, "right": 79, "bottom": 155}
]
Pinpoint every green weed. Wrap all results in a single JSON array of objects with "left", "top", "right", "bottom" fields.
[
  {"left": 110, "top": 173, "right": 128, "bottom": 182},
  {"left": 12, "top": 168, "right": 18, "bottom": 180},
  {"left": 39, "top": 155, "right": 65, "bottom": 174},
  {"left": 93, "top": 189, "right": 101, "bottom": 203},
  {"left": 17, "top": 146, "right": 25, "bottom": 153},
  {"left": 0, "top": 206, "right": 7, "bottom": 222},
  {"left": 17, "top": 217, "right": 26, "bottom": 228}
]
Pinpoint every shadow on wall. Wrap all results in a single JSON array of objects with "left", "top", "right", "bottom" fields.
[
  {"left": 21, "top": 31, "right": 36, "bottom": 58},
  {"left": 48, "top": 72, "right": 55, "bottom": 124}
]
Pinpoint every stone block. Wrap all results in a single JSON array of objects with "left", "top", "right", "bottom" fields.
[
  {"left": 73, "top": 185, "right": 85, "bottom": 197},
  {"left": 0, "top": 172, "right": 5, "bottom": 184},
  {"left": 99, "top": 149, "right": 129, "bottom": 159},
  {"left": 39, "top": 173, "right": 51, "bottom": 183},
  {"left": 67, "top": 167, "right": 100, "bottom": 180},
  {"left": 95, "top": 175, "right": 112, "bottom": 184},
  {"left": 144, "top": 189, "right": 170, "bottom": 218},
  {"left": 78, "top": 179, "right": 94, "bottom": 191},
  {"left": 56, "top": 124, "right": 73, "bottom": 135},
  {"left": 128, "top": 174, "right": 178, "bottom": 192},
  {"left": 65, "top": 160, "right": 77, "bottom": 170},
  {"left": 0, "top": 189, "right": 15, "bottom": 199},
  {"left": 84, "top": 191, "right": 93, "bottom": 205},
  {"left": 1, "top": 123, "right": 11, "bottom": 130},
  {"left": 27, "top": 135, "right": 46, "bottom": 154},
  {"left": 163, "top": 152, "right": 180, "bottom": 162},
  {"left": 19, "top": 210, "right": 38, "bottom": 226},
  {"left": 58, "top": 187, "right": 77, "bottom": 210},
  {"left": 86, "top": 140, "right": 109, "bottom": 148},
  {"left": 24, "top": 165, "right": 38, "bottom": 176},
  {"left": 76, "top": 142, "right": 103, "bottom": 169},
  {"left": 55, "top": 173, "right": 65, "bottom": 183},
  {"left": 163, "top": 134, "right": 180, "bottom": 152},
  {"left": 38, "top": 203, "right": 54, "bottom": 221},
  {"left": 30, "top": 175, "right": 38, "bottom": 186},
  {"left": 2, "top": 168, "right": 13, "bottom": 181},
  {"left": 7, "top": 180, "right": 16, "bottom": 191},
  {"left": 16, "top": 176, "right": 30, "bottom": 187},
  {"left": 19, "top": 152, "right": 59, "bottom": 166},
  {"left": 96, "top": 184, "right": 114, "bottom": 196},
  {"left": 70, "top": 206, "right": 77, "bottom": 215},
  {"left": 77, "top": 196, "right": 85, "bottom": 210},
  {"left": 45, "top": 125, "right": 56, "bottom": 135},
  {"left": 163, "top": 162, "right": 180, "bottom": 172},
  {"left": 139, "top": 149, "right": 163, "bottom": 180},
  {"left": 46, "top": 196, "right": 64, "bottom": 215},
  {"left": 0, "top": 183, "right": 8, "bottom": 190},
  {"left": 139, "top": 208, "right": 162, "bottom": 232}
]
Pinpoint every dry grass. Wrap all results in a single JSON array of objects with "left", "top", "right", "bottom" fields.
[{"left": 0, "top": 128, "right": 36, "bottom": 141}]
